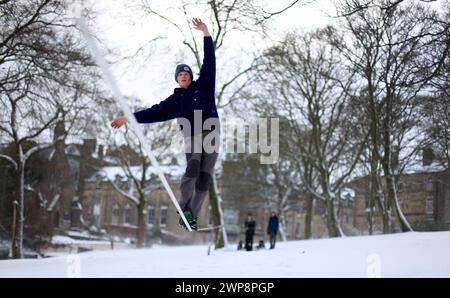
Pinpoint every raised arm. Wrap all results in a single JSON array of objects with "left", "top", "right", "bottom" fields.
[{"left": 193, "top": 18, "right": 215, "bottom": 90}]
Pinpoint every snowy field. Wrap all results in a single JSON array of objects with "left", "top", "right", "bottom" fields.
[{"left": 0, "top": 231, "right": 449, "bottom": 278}]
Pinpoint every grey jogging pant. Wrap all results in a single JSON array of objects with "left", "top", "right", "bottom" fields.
[{"left": 179, "top": 133, "right": 219, "bottom": 218}]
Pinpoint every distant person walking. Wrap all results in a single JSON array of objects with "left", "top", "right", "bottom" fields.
[
  {"left": 267, "top": 212, "right": 279, "bottom": 249},
  {"left": 244, "top": 213, "right": 256, "bottom": 251}
]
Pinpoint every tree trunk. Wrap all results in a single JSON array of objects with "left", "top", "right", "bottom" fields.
[
  {"left": 277, "top": 213, "right": 288, "bottom": 241},
  {"left": 12, "top": 147, "right": 25, "bottom": 259},
  {"left": 377, "top": 193, "right": 391, "bottom": 234},
  {"left": 304, "top": 192, "right": 314, "bottom": 239},
  {"left": 11, "top": 200, "right": 17, "bottom": 259},
  {"left": 366, "top": 188, "right": 374, "bottom": 235},
  {"left": 384, "top": 174, "right": 413, "bottom": 232},
  {"left": 325, "top": 197, "right": 343, "bottom": 237},
  {"left": 136, "top": 200, "right": 146, "bottom": 248},
  {"left": 208, "top": 175, "right": 228, "bottom": 248},
  {"left": 368, "top": 90, "right": 386, "bottom": 234},
  {"left": 366, "top": 170, "right": 379, "bottom": 235},
  {"left": 319, "top": 167, "right": 344, "bottom": 238},
  {"left": 381, "top": 113, "right": 412, "bottom": 233}
]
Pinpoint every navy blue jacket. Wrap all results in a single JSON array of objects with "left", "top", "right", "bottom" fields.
[
  {"left": 133, "top": 36, "right": 219, "bottom": 136},
  {"left": 267, "top": 216, "right": 279, "bottom": 234}
]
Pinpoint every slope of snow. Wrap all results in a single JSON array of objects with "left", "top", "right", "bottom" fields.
[{"left": 0, "top": 231, "right": 449, "bottom": 278}]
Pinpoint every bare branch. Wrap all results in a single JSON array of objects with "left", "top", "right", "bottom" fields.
[{"left": 0, "top": 154, "right": 17, "bottom": 169}]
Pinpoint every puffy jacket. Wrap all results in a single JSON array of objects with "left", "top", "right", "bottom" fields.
[{"left": 133, "top": 36, "right": 219, "bottom": 136}]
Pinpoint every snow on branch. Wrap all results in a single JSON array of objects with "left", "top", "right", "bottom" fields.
[
  {"left": 24, "top": 184, "right": 47, "bottom": 208},
  {"left": 23, "top": 135, "right": 65, "bottom": 161},
  {"left": 99, "top": 170, "right": 139, "bottom": 205}
]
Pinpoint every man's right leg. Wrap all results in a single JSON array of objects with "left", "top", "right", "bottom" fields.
[
  {"left": 190, "top": 150, "right": 218, "bottom": 218},
  {"left": 178, "top": 155, "right": 200, "bottom": 230},
  {"left": 179, "top": 153, "right": 201, "bottom": 212},
  {"left": 179, "top": 135, "right": 203, "bottom": 212},
  {"left": 178, "top": 135, "right": 203, "bottom": 230}
]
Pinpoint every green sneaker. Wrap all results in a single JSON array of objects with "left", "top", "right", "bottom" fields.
[{"left": 179, "top": 211, "right": 197, "bottom": 231}]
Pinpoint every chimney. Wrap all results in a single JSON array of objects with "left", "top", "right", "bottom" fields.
[
  {"left": 422, "top": 147, "right": 435, "bottom": 166},
  {"left": 82, "top": 139, "right": 97, "bottom": 157}
]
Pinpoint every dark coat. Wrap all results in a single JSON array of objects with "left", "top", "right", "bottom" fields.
[
  {"left": 267, "top": 215, "right": 279, "bottom": 234},
  {"left": 245, "top": 219, "right": 256, "bottom": 236},
  {"left": 133, "top": 37, "right": 219, "bottom": 136}
]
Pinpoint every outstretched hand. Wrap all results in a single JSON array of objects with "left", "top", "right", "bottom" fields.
[
  {"left": 111, "top": 116, "right": 128, "bottom": 129},
  {"left": 192, "top": 18, "right": 210, "bottom": 36}
]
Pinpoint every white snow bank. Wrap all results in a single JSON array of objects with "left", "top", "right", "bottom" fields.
[
  {"left": 1, "top": 231, "right": 449, "bottom": 278},
  {"left": 51, "top": 235, "right": 110, "bottom": 246}
]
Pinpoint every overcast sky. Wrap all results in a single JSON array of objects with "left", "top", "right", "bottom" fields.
[{"left": 88, "top": 0, "right": 336, "bottom": 107}]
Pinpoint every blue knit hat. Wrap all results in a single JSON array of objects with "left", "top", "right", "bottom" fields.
[{"left": 175, "top": 64, "right": 193, "bottom": 82}]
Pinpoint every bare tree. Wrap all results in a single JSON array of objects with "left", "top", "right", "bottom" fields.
[
  {"left": 418, "top": 94, "right": 450, "bottom": 169},
  {"left": 0, "top": 0, "right": 102, "bottom": 258},
  {"left": 261, "top": 160, "right": 300, "bottom": 241},
  {"left": 423, "top": 4, "right": 450, "bottom": 169},
  {"left": 103, "top": 104, "right": 176, "bottom": 247},
  {"left": 251, "top": 30, "right": 364, "bottom": 237},
  {"left": 333, "top": 0, "right": 441, "bottom": 17},
  {"left": 331, "top": 0, "right": 449, "bottom": 233}
]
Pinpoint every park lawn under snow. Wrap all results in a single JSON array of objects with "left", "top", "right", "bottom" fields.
[{"left": 0, "top": 231, "right": 449, "bottom": 278}]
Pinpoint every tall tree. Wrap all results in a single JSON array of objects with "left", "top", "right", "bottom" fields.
[
  {"left": 0, "top": 0, "right": 101, "bottom": 258},
  {"left": 251, "top": 30, "right": 363, "bottom": 237},
  {"left": 332, "top": 0, "right": 449, "bottom": 232}
]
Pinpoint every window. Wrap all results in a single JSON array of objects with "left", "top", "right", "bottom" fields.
[
  {"left": 397, "top": 181, "right": 405, "bottom": 193},
  {"left": 112, "top": 204, "right": 120, "bottom": 225},
  {"left": 124, "top": 204, "right": 132, "bottom": 224},
  {"left": 344, "top": 209, "right": 350, "bottom": 224},
  {"left": 285, "top": 220, "right": 290, "bottom": 238},
  {"left": 95, "top": 174, "right": 102, "bottom": 189},
  {"left": 426, "top": 176, "right": 434, "bottom": 192},
  {"left": 147, "top": 205, "right": 155, "bottom": 227},
  {"left": 160, "top": 205, "right": 168, "bottom": 227},
  {"left": 53, "top": 211, "right": 60, "bottom": 228},
  {"left": 93, "top": 204, "right": 101, "bottom": 226},
  {"left": 426, "top": 197, "right": 434, "bottom": 215}
]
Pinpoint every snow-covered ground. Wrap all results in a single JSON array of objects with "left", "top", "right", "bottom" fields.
[{"left": 0, "top": 231, "right": 449, "bottom": 278}]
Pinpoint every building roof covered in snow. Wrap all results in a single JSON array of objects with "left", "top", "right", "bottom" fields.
[
  {"left": 88, "top": 165, "right": 184, "bottom": 182},
  {"left": 402, "top": 160, "right": 447, "bottom": 175}
]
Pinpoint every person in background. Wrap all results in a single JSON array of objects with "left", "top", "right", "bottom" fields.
[
  {"left": 267, "top": 212, "right": 279, "bottom": 249},
  {"left": 244, "top": 213, "right": 256, "bottom": 251}
]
